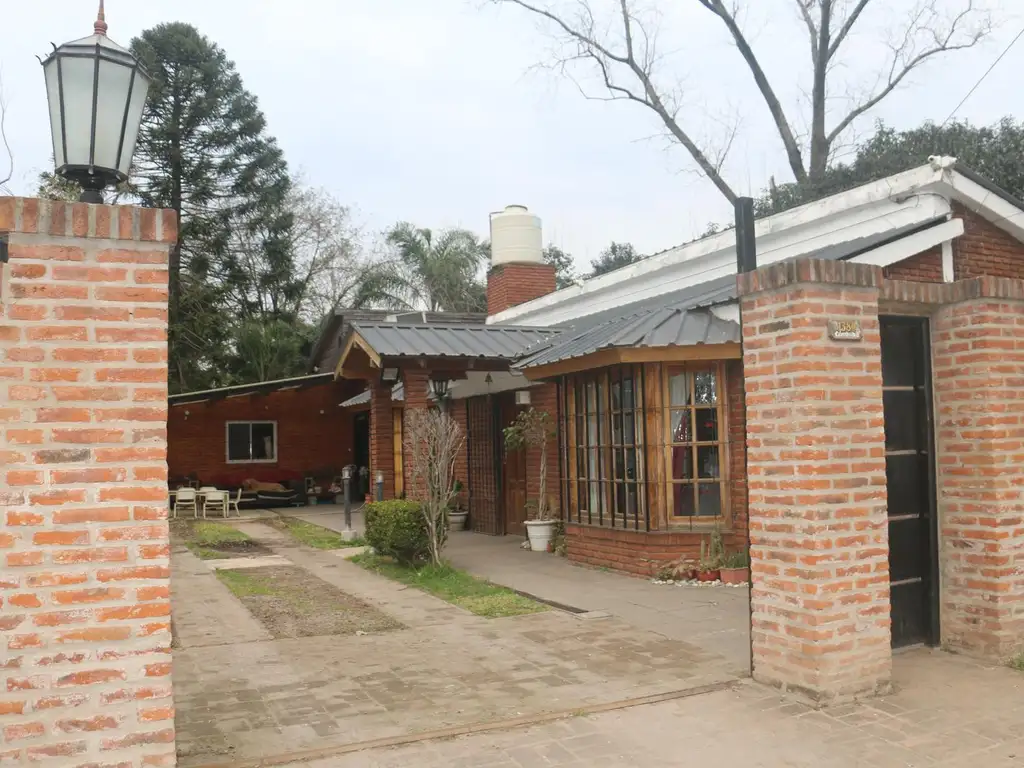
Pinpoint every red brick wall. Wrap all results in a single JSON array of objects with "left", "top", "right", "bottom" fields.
[
  {"left": 884, "top": 245, "right": 943, "bottom": 282},
  {"left": 932, "top": 283, "right": 1024, "bottom": 660},
  {"left": 369, "top": 384, "right": 395, "bottom": 500},
  {"left": 0, "top": 196, "right": 176, "bottom": 765},
  {"left": 167, "top": 379, "right": 362, "bottom": 487},
  {"left": 486, "top": 263, "right": 556, "bottom": 315},
  {"left": 738, "top": 260, "right": 891, "bottom": 701},
  {"left": 953, "top": 206, "right": 1024, "bottom": 280}
]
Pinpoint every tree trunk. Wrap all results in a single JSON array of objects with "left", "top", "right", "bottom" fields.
[{"left": 809, "top": 1, "right": 832, "bottom": 181}]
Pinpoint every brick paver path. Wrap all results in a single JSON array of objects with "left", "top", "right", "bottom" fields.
[
  {"left": 303, "top": 650, "right": 1024, "bottom": 768},
  {"left": 171, "top": 522, "right": 738, "bottom": 766}
]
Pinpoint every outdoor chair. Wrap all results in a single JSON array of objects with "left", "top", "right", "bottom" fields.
[
  {"left": 173, "top": 487, "right": 198, "bottom": 519},
  {"left": 227, "top": 488, "right": 242, "bottom": 517},
  {"left": 203, "top": 490, "right": 228, "bottom": 518}
]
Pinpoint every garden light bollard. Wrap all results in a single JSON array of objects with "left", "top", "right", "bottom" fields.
[
  {"left": 375, "top": 470, "right": 384, "bottom": 502},
  {"left": 340, "top": 466, "right": 357, "bottom": 542}
]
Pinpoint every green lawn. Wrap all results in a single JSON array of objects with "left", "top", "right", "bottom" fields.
[
  {"left": 275, "top": 517, "right": 365, "bottom": 549},
  {"left": 352, "top": 554, "right": 546, "bottom": 618},
  {"left": 216, "top": 568, "right": 278, "bottom": 597}
]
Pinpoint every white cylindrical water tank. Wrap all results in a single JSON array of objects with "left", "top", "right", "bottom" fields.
[{"left": 490, "top": 205, "right": 542, "bottom": 266}]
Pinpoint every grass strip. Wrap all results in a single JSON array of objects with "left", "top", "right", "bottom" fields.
[{"left": 353, "top": 553, "right": 546, "bottom": 618}]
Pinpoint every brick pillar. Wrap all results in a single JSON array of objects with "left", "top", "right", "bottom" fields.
[
  {"left": 486, "top": 263, "right": 556, "bottom": 316},
  {"left": 402, "top": 370, "right": 430, "bottom": 501},
  {"left": 932, "top": 279, "right": 1024, "bottom": 660},
  {"left": 0, "top": 197, "right": 176, "bottom": 765},
  {"left": 738, "top": 259, "right": 890, "bottom": 702},
  {"left": 368, "top": 382, "right": 394, "bottom": 500}
]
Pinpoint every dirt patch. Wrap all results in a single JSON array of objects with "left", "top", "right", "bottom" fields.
[
  {"left": 217, "top": 565, "right": 402, "bottom": 638},
  {"left": 171, "top": 520, "right": 273, "bottom": 560}
]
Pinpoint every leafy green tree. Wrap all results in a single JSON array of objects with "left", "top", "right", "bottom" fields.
[
  {"left": 37, "top": 170, "right": 81, "bottom": 201},
  {"left": 129, "top": 22, "right": 297, "bottom": 393},
  {"left": 590, "top": 242, "right": 643, "bottom": 278},
  {"left": 543, "top": 244, "right": 577, "bottom": 289},
  {"left": 382, "top": 223, "right": 488, "bottom": 312},
  {"left": 228, "top": 318, "right": 314, "bottom": 385},
  {"left": 755, "top": 118, "right": 1024, "bottom": 217}
]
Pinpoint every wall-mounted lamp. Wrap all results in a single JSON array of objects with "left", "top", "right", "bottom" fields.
[
  {"left": 429, "top": 378, "right": 450, "bottom": 400},
  {"left": 381, "top": 367, "right": 399, "bottom": 383}
]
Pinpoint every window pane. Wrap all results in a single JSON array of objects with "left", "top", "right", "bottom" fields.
[
  {"left": 587, "top": 414, "right": 598, "bottom": 447},
  {"left": 694, "top": 371, "right": 717, "bottom": 404},
  {"left": 612, "top": 416, "right": 622, "bottom": 445},
  {"left": 586, "top": 380, "right": 597, "bottom": 412},
  {"left": 695, "top": 408, "right": 719, "bottom": 442},
  {"left": 622, "top": 377, "right": 635, "bottom": 410},
  {"left": 614, "top": 448, "right": 624, "bottom": 480},
  {"left": 624, "top": 448, "right": 637, "bottom": 480},
  {"left": 251, "top": 423, "right": 275, "bottom": 460},
  {"left": 697, "top": 483, "right": 722, "bottom": 516},
  {"left": 697, "top": 445, "right": 719, "bottom": 479},
  {"left": 670, "top": 410, "right": 692, "bottom": 444},
  {"left": 588, "top": 482, "right": 600, "bottom": 517},
  {"left": 626, "top": 483, "right": 638, "bottom": 518},
  {"left": 624, "top": 413, "right": 636, "bottom": 445},
  {"left": 668, "top": 372, "right": 691, "bottom": 406},
  {"left": 672, "top": 483, "right": 696, "bottom": 517},
  {"left": 670, "top": 445, "right": 693, "bottom": 480},
  {"left": 576, "top": 447, "right": 587, "bottom": 481},
  {"left": 227, "top": 423, "right": 251, "bottom": 462},
  {"left": 615, "top": 483, "right": 625, "bottom": 520},
  {"left": 611, "top": 379, "right": 621, "bottom": 411}
]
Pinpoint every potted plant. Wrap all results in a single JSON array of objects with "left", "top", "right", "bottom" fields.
[
  {"left": 503, "top": 408, "right": 557, "bottom": 552},
  {"left": 697, "top": 526, "right": 725, "bottom": 582},
  {"left": 720, "top": 551, "right": 750, "bottom": 585},
  {"left": 448, "top": 482, "right": 468, "bottom": 531}
]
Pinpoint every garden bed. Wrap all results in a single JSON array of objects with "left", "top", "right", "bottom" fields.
[
  {"left": 173, "top": 520, "right": 272, "bottom": 560},
  {"left": 268, "top": 516, "right": 365, "bottom": 549},
  {"left": 353, "top": 554, "right": 546, "bottom": 618},
  {"left": 216, "top": 565, "right": 402, "bottom": 638}
]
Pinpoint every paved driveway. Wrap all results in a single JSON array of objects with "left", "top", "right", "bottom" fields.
[{"left": 171, "top": 522, "right": 739, "bottom": 766}]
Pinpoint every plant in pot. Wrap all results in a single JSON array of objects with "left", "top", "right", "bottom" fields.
[
  {"left": 720, "top": 551, "right": 750, "bottom": 585},
  {"left": 697, "top": 526, "right": 725, "bottom": 582},
  {"left": 448, "top": 481, "right": 468, "bottom": 531},
  {"left": 503, "top": 408, "right": 557, "bottom": 552}
]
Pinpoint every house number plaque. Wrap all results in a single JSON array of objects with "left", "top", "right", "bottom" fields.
[{"left": 828, "top": 319, "right": 862, "bottom": 341}]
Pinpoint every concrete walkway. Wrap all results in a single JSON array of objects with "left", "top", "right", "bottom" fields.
[
  {"left": 445, "top": 532, "right": 751, "bottom": 675},
  {"left": 299, "top": 649, "right": 1024, "bottom": 768}
]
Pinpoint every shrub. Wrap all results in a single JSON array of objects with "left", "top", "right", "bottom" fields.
[{"left": 364, "top": 500, "right": 439, "bottom": 565}]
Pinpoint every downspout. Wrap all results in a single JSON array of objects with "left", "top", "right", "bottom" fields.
[{"left": 734, "top": 197, "right": 756, "bottom": 678}]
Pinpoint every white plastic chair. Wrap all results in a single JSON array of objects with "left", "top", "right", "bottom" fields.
[
  {"left": 173, "top": 487, "right": 198, "bottom": 519},
  {"left": 203, "top": 490, "right": 227, "bottom": 518},
  {"left": 227, "top": 488, "right": 242, "bottom": 518}
]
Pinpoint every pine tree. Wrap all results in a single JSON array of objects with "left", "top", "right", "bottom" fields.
[{"left": 129, "top": 23, "right": 297, "bottom": 393}]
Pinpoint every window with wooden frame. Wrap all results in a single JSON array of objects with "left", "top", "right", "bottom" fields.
[
  {"left": 558, "top": 365, "right": 646, "bottom": 529},
  {"left": 665, "top": 364, "right": 727, "bottom": 527}
]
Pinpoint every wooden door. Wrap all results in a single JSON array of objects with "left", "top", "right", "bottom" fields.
[{"left": 500, "top": 395, "right": 528, "bottom": 536}]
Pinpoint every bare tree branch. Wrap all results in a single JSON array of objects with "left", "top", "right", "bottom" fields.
[
  {"left": 827, "top": 0, "right": 990, "bottom": 143},
  {"left": 794, "top": 0, "right": 819, "bottom": 64},
  {"left": 828, "top": 0, "right": 873, "bottom": 58},
  {"left": 0, "top": 75, "right": 13, "bottom": 191},
  {"left": 695, "top": 0, "right": 808, "bottom": 182}
]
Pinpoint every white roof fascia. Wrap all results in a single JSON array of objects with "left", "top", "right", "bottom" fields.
[
  {"left": 945, "top": 170, "right": 1024, "bottom": 242},
  {"left": 489, "top": 162, "right": 946, "bottom": 327},
  {"left": 850, "top": 218, "right": 965, "bottom": 268},
  {"left": 498, "top": 193, "right": 950, "bottom": 328}
]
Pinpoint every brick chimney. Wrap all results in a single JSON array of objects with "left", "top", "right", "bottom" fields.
[{"left": 486, "top": 205, "right": 556, "bottom": 316}]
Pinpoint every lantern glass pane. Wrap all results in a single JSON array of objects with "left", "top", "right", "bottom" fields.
[
  {"left": 93, "top": 58, "right": 134, "bottom": 172},
  {"left": 118, "top": 72, "right": 150, "bottom": 175},
  {"left": 43, "top": 62, "right": 65, "bottom": 167},
  {"left": 56, "top": 54, "right": 97, "bottom": 168}
]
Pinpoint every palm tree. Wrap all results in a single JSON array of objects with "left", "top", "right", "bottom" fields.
[{"left": 383, "top": 223, "right": 487, "bottom": 312}]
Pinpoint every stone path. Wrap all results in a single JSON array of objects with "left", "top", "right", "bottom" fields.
[
  {"left": 445, "top": 532, "right": 751, "bottom": 674},
  {"left": 172, "top": 522, "right": 738, "bottom": 766},
  {"left": 298, "top": 650, "right": 1024, "bottom": 768}
]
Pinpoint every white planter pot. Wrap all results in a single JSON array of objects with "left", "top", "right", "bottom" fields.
[
  {"left": 524, "top": 520, "right": 557, "bottom": 552},
  {"left": 448, "top": 511, "right": 468, "bottom": 532}
]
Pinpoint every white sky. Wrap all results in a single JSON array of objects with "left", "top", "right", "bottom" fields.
[{"left": 2, "top": 0, "right": 1020, "bottom": 272}]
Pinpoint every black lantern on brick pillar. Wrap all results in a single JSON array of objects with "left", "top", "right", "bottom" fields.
[{"left": 41, "top": 1, "right": 151, "bottom": 203}]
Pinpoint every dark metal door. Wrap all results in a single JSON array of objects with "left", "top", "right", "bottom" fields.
[
  {"left": 880, "top": 316, "right": 939, "bottom": 648},
  {"left": 352, "top": 413, "right": 370, "bottom": 500}
]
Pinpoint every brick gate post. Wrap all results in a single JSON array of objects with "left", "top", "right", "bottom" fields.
[
  {"left": 737, "top": 259, "right": 891, "bottom": 702},
  {"left": 0, "top": 197, "right": 176, "bottom": 766}
]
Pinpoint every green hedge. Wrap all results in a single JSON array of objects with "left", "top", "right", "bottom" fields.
[{"left": 364, "top": 500, "right": 440, "bottom": 564}]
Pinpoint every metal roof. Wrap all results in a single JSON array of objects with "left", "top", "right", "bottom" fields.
[
  {"left": 169, "top": 373, "right": 335, "bottom": 405},
  {"left": 339, "top": 384, "right": 405, "bottom": 408},
  {"left": 517, "top": 306, "right": 739, "bottom": 369},
  {"left": 350, "top": 322, "right": 558, "bottom": 361}
]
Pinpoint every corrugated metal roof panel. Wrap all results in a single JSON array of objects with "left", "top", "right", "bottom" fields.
[
  {"left": 350, "top": 322, "right": 558, "bottom": 360},
  {"left": 516, "top": 307, "right": 739, "bottom": 369}
]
